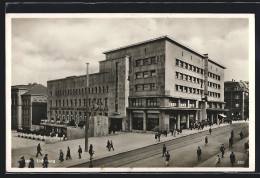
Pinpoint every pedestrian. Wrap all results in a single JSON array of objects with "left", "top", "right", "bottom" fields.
[
  {"left": 244, "top": 141, "right": 249, "bottom": 150},
  {"left": 110, "top": 140, "right": 114, "bottom": 151},
  {"left": 28, "top": 158, "right": 34, "bottom": 168},
  {"left": 239, "top": 131, "right": 244, "bottom": 139},
  {"left": 157, "top": 132, "right": 161, "bottom": 142},
  {"left": 229, "top": 137, "right": 233, "bottom": 148},
  {"left": 220, "top": 144, "right": 225, "bottom": 158},
  {"left": 171, "top": 127, "right": 174, "bottom": 136},
  {"left": 162, "top": 144, "right": 167, "bottom": 157},
  {"left": 66, "top": 147, "right": 72, "bottom": 160},
  {"left": 59, "top": 149, "right": 64, "bottom": 163},
  {"left": 89, "top": 144, "right": 94, "bottom": 159},
  {"left": 197, "top": 146, "right": 202, "bottom": 161},
  {"left": 231, "top": 130, "right": 234, "bottom": 139},
  {"left": 78, "top": 145, "right": 82, "bottom": 159},
  {"left": 165, "top": 151, "right": 170, "bottom": 167},
  {"left": 205, "top": 136, "right": 208, "bottom": 146},
  {"left": 164, "top": 129, "right": 168, "bottom": 137},
  {"left": 106, "top": 140, "right": 111, "bottom": 151},
  {"left": 209, "top": 127, "right": 212, "bottom": 135},
  {"left": 42, "top": 154, "right": 49, "bottom": 168},
  {"left": 18, "top": 156, "right": 26, "bottom": 168},
  {"left": 36, "top": 143, "right": 42, "bottom": 157},
  {"left": 216, "top": 154, "right": 221, "bottom": 167},
  {"left": 230, "top": 152, "right": 236, "bottom": 167}
]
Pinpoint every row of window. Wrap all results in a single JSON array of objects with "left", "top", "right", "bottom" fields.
[
  {"left": 208, "top": 72, "right": 221, "bottom": 81},
  {"left": 176, "top": 59, "right": 204, "bottom": 74},
  {"left": 53, "top": 86, "right": 109, "bottom": 97},
  {"left": 169, "top": 99, "right": 196, "bottom": 108},
  {"left": 136, "top": 70, "right": 156, "bottom": 79},
  {"left": 131, "top": 98, "right": 160, "bottom": 107},
  {"left": 176, "top": 59, "right": 221, "bottom": 81},
  {"left": 51, "top": 98, "right": 108, "bottom": 107},
  {"left": 175, "top": 84, "right": 221, "bottom": 98},
  {"left": 135, "top": 83, "right": 156, "bottom": 91},
  {"left": 135, "top": 56, "right": 157, "bottom": 67}
]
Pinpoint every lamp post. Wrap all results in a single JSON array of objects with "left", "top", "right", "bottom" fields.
[{"left": 85, "top": 63, "right": 89, "bottom": 152}]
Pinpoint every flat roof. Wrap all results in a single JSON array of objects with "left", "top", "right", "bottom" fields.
[{"left": 103, "top": 35, "right": 226, "bottom": 69}]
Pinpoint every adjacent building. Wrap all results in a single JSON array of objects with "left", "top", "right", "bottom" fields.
[
  {"left": 224, "top": 80, "right": 249, "bottom": 120},
  {"left": 11, "top": 83, "right": 47, "bottom": 130},
  {"left": 46, "top": 36, "right": 228, "bottom": 134}
]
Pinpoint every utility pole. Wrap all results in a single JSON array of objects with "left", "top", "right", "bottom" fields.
[{"left": 85, "top": 63, "right": 89, "bottom": 152}]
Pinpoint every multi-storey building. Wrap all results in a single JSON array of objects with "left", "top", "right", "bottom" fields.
[
  {"left": 46, "top": 36, "right": 227, "bottom": 134},
  {"left": 11, "top": 83, "right": 47, "bottom": 130},
  {"left": 224, "top": 80, "right": 249, "bottom": 120}
]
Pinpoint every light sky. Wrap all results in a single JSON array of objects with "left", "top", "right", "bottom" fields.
[{"left": 11, "top": 16, "right": 250, "bottom": 86}]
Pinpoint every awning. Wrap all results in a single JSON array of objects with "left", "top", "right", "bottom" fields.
[{"left": 219, "top": 114, "right": 227, "bottom": 118}]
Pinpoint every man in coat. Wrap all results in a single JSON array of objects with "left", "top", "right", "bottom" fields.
[
  {"left": 36, "top": 143, "right": 42, "bottom": 157},
  {"left": 165, "top": 151, "right": 170, "bottom": 167},
  {"left": 162, "top": 144, "right": 167, "bottom": 157},
  {"left": 59, "top": 149, "right": 64, "bottom": 163},
  {"left": 89, "top": 144, "right": 94, "bottom": 159},
  {"left": 197, "top": 147, "right": 202, "bottom": 161},
  {"left": 205, "top": 136, "right": 208, "bottom": 146},
  {"left": 216, "top": 154, "right": 221, "bottom": 167},
  {"left": 78, "top": 145, "right": 82, "bottom": 159},
  {"left": 220, "top": 144, "right": 225, "bottom": 158},
  {"left": 28, "top": 158, "right": 34, "bottom": 168},
  {"left": 18, "top": 156, "right": 26, "bottom": 168},
  {"left": 42, "top": 154, "right": 49, "bottom": 168},
  {"left": 66, "top": 147, "right": 72, "bottom": 160},
  {"left": 230, "top": 152, "right": 236, "bottom": 167}
]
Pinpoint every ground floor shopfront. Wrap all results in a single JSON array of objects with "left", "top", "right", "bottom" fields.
[{"left": 127, "top": 108, "right": 228, "bottom": 132}]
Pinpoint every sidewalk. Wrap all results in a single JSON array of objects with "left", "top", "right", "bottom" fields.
[{"left": 11, "top": 121, "right": 247, "bottom": 168}]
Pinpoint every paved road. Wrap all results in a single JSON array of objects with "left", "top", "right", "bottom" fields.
[{"left": 71, "top": 123, "right": 248, "bottom": 168}]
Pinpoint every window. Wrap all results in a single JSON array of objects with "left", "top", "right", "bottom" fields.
[
  {"left": 95, "top": 87, "right": 97, "bottom": 93},
  {"left": 180, "top": 100, "right": 187, "bottom": 107},
  {"left": 180, "top": 61, "right": 183, "bottom": 67},
  {"left": 147, "top": 98, "right": 159, "bottom": 107},
  {"left": 63, "top": 100, "right": 65, "bottom": 107},
  {"left": 59, "top": 100, "right": 61, "bottom": 107},
  {"left": 50, "top": 92, "right": 52, "bottom": 96},
  {"left": 79, "top": 99, "right": 81, "bottom": 106},
  {"left": 136, "top": 85, "right": 143, "bottom": 91},
  {"left": 175, "top": 72, "right": 179, "bottom": 79},
  {"left": 189, "top": 64, "right": 192, "bottom": 70},
  {"left": 180, "top": 86, "right": 183, "bottom": 92},
  {"left": 183, "top": 86, "right": 187, "bottom": 93},
  {"left": 235, "top": 95, "right": 240, "bottom": 99},
  {"left": 175, "top": 85, "right": 178, "bottom": 91},
  {"left": 176, "top": 59, "right": 179, "bottom": 66},
  {"left": 143, "top": 71, "right": 149, "bottom": 78},
  {"left": 151, "top": 57, "right": 157, "bottom": 64},
  {"left": 88, "top": 99, "right": 91, "bottom": 106},
  {"left": 179, "top": 73, "right": 183, "bottom": 80},
  {"left": 151, "top": 70, "right": 156, "bottom": 76},
  {"left": 75, "top": 99, "right": 77, "bottom": 106},
  {"left": 235, "top": 103, "right": 240, "bottom": 108},
  {"left": 133, "top": 98, "right": 142, "bottom": 107},
  {"left": 106, "top": 86, "right": 109, "bottom": 93},
  {"left": 143, "top": 84, "right": 150, "bottom": 91},
  {"left": 136, "top": 72, "right": 143, "bottom": 79},
  {"left": 56, "top": 100, "right": 58, "bottom": 106},
  {"left": 143, "top": 58, "right": 150, "bottom": 65},
  {"left": 151, "top": 83, "right": 156, "bottom": 90},
  {"left": 183, "top": 74, "right": 187, "bottom": 81},
  {"left": 76, "top": 89, "right": 78, "bottom": 95},
  {"left": 136, "top": 59, "right": 142, "bottom": 66}
]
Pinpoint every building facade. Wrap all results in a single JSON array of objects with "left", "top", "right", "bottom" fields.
[
  {"left": 224, "top": 80, "right": 249, "bottom": 120},
  {"left": 46, "top": 36, "right": 227, "bottom": 134},
  {"left": 11, "top": 83, "right": 47, "bottom": 130}
]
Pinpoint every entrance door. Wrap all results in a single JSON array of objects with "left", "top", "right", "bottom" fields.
[{"left": 110, "top": 118, "right": 122, "bottom": 131}]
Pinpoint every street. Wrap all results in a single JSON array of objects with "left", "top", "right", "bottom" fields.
[{"left": 72, "top": 122, "right": 248, "bottom": 168}]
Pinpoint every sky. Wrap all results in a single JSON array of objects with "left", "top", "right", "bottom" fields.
[{"left": 10, "top": 16, "right": 250, "bottom": 86}]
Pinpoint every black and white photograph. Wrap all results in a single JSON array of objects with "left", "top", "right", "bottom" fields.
[{"left": 6, "top": 13, "right": 255, "bottom": 172}]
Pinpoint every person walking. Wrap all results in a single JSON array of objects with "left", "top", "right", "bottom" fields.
[
  {"left": 216, "top": 154, "right": 221, "bottom": 167},
  {"left": 239, "top": 131, "right": 244, "bottom": 139},
  {"left": 171, "top": 127, "right": 174, "bottom": 136},
  {"left": 165, "top": 151, "right": 170, "bottom": 167},
  {"left": 205, "top": 136, "right": 208, "bottom": 146},
  {"left": 197, "top": 147, "right": 202, "bottom": 161},
  {"left": 229, "top": 137, "right": 233, "bottom": 148},
  {"left": 36, "top": 143, "right": 42, "bottom": 157},
  {"left": 28, "top": 158, "right": 34, "bottom": 168},
  {"left": 42, "top": 154, "right": 49, "bottom": 168},
  {"left": 220, "top": 144, "right": 225, "bottom": 158},
  {"left": 244, "top": 141, "right": 249, "bottom": 150},
  {"left": 162, "top": 144, "right": 167, "bottom": 157},
  {"left": 18, "top": 156, "right": 26, "bottom": 168},
  {"left": 110, "top": 140, "right": 114, "bottom": 151},
  {"left": 230, "top": 152, "right": 236, "bottom": 167},
  {"left": 89, "top": 144, "right": 94, "bottom": 159},
  {"left": 78, "top": 145, "right": 82, "bottom": 159},
  {"left": 59, "top": 149, "right": 64, "bottom": 163},
  {"left": 66, "top": 147, "right": 72, "bottom": 160},
  {"left": 106, "top": 140, "right": 111, "bottom": 151},
  {"left": 231, "top": 130, "right": 234, "bottom": 139},
  {"left": 209, "top": 127, "right": 212, "bottom": 135}
]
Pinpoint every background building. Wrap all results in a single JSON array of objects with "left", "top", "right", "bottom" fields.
[
  {"left": 224, "top": 80, "right": 249, "bottom": 120},
  {"left": 11, "top": 83, "right": 47, "bottom": 130},
  {"left": 46, "top": 36, "right": 227, "bottom": 135}
]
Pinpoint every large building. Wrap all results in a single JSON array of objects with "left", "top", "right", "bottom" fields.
[
  {"left": 46, "top": 36, "right": 227, "bottom": 134},
  {"left": 224, "top": 80, "right": 249, "bottom": 120},
  {"left": 11, "top": 83, "right": 47, "bottom": 130}
]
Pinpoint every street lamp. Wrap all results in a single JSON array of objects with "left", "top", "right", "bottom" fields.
[{"left": 85, "top": 63, "right": 89, "bottom": 152}]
